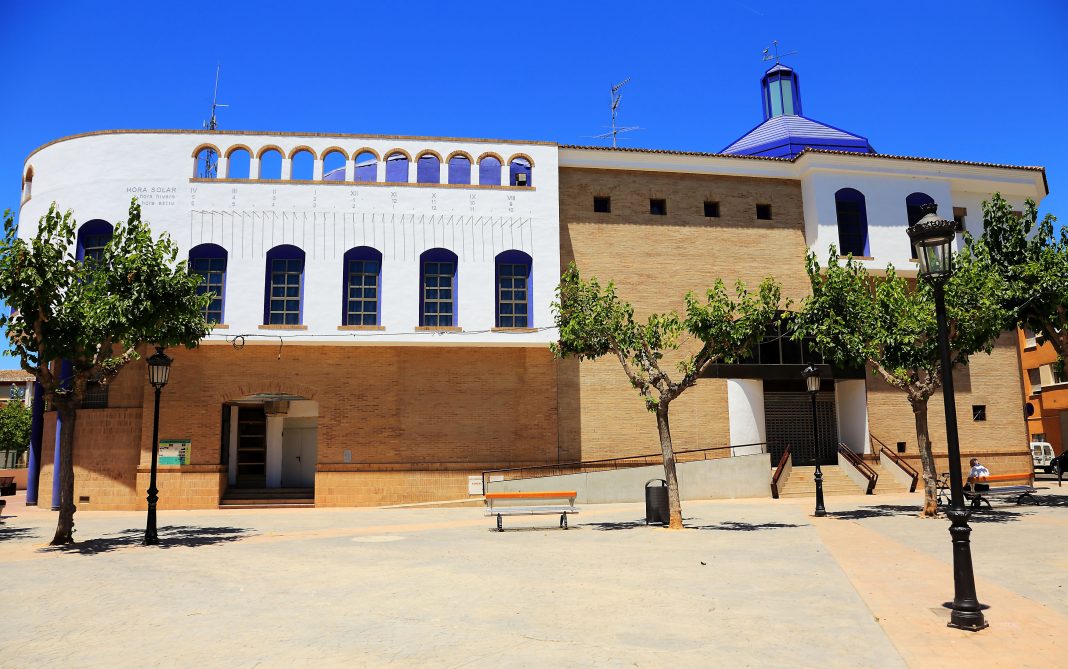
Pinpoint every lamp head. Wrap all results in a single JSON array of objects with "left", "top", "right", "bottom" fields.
[
  {"left": 147, "top": 346, "right": 172, "bottom": 389},
  {"left": 801, "top": 365, "right": 821, "bottom": 393},
  {"left": 907, "top": 203, "right": 955, "bottom": 279}
]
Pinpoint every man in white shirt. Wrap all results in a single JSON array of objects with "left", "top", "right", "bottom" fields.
[{"left": 967, "top": 458, "right": 991, "bottom": 508}]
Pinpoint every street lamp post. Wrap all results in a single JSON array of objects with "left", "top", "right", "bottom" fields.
[
  {"left": 143, "top": 346, "right": 172, "bottom": 546},
  {"left": 907, "top": 203, "right": 988, "bottom": 631},
  {"left": 801, "top": 365, "right": 826, "bottom": 517}
]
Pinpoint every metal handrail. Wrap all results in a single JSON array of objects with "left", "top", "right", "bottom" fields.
[
  {"left": 771, "top": 445, "right": 792, "bottom": 499},
  {"left": 838, "top": 443, "right": 878, "bottom": 494},
  {"left": 870, "top": 434, "right": 919, "bottom": 492},
  {"left": 481, "top": 441, "right": 768, "bottom": 491}
]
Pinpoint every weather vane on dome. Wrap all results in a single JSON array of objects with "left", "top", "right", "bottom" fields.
[{"left": 762, "top": 40, "right": 798, "bottom": 65}]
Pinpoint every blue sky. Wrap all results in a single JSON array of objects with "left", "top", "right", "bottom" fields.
[{"left": 1, "top": 1, "right": 1065, "bottom": 369}]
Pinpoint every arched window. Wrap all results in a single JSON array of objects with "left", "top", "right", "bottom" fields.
[
  {"left": 354, "top": 150, "right": 378, "bottom": 182},
  {"left": 495, "top": 250, "right": 532, "bottom": 328},
  {"left": 76, "top": 220, "right": 113, "bottom": 264},
  {"left": 478, "top": 155, "right": 502, "bottom": 186},
  {"left": 416, "top": 153, "right": 441, "bottom": 184},
  {"left": 322, "top": 150, "right": 347, "bottom": 181},
  {"left": 189, "top": 244, "right": 227, "bottom": 324},
  {"left": 22, "top": 166, "right": 33, "bottom": 202},
  {"left": 906, "top": 192, "right": 935, "bottom": 259},
  {"left": 258, "top": 148, "right": 283, "bottom": 180},
  {"left": 343, "top": 247, "right": 382, "bottom": 326},
  {"left": 385, "top": 151, "right": 410, "bottom": 182},
  {"left": 448, "top": 154, "right": 471, "bottom": 185},
  {"left": 290, "top": 148, "right": 315, "bottom": 180},
  {"left": 264, "top": 245, "right": 305, "bottom": 325},
  {"left": 226, "top": 147, "right": 251, "bottom": 179},
  {"left": 420, "top": 248, "right": 458, "bottom": 327},
  {"left": 509, "top": 156, "right": 533, "bottom": 187},
  {"left": 835, "top": 188, "right": 869, "bottom": 257},
  {"left": 194, "top": 146, "right": 219, "bottom": 179}
]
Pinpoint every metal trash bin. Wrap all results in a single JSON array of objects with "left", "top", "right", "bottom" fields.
[{"left": 645, "top": 479, "right": 669, "bottom": 526}]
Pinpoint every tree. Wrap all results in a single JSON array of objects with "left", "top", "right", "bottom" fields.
[
  {"left": 792, "top": 251, "right": 1008, "bottom": 516},
  {"left": 0, "top": 201, "right": 210, "bottom": 545},
  {"left": 959, "top": 193, "right": 1067, "bottom": 359},
  {"left": 552, "top": 263, "right": 781, "bottom": 529},
  {"left": 0, "top": 397, "right": 32, "bottom": 464}
]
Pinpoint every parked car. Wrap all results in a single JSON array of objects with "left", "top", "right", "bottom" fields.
[
  {"left": 1051, "top": 449, "right": 1068, "bottom": 477},
  {"left": 1032, "top": 441, "right": 1055, "bottom": 473}
]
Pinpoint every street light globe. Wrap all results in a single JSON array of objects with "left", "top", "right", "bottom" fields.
[
  {"left": 907, "top": 203, "right": 956, "bottom": 279},
  {"left": 801, "top": 365, "right": 821, "bottom": 393},
  {"left": 147, "top": 346, "right": 172, "bottom": 389}
]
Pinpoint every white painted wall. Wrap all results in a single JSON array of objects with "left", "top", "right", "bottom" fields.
[
  {"left": 834, "top": 379, "right": 869, "bottom": 454},
  {"left": 727, "top": 378, "right": 766, "bottom": 455},
  {"left": 19, "top": 131, "right": 560, "bottom": 346}
]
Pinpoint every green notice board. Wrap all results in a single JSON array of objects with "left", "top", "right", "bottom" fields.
[{"left": 158, "top": 440, "right": 191, "bottom": 466}]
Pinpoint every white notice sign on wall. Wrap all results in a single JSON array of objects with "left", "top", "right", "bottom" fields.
[{"left": 468, "top": 475, "right": 483, "bottom": 495}]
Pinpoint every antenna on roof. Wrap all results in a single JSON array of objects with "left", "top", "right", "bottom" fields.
[
  {"left": 198, "top": 65, "right": 228, "bottom": 178},
  {"left": 593, "top": 78, "right": 641, "bottom": 148},
  {"left": 761, "top": 40, "right": 798, "bottom": 65}
]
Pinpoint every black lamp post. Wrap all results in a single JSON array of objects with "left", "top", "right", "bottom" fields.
[
  {"left": 801, "top": 365, "right": 826, "bottom": 517},
  {"left": 143, "top": 346, "right": 172, "bottom": 546},
  {"left": 907, "top": 203, "right": 988, "bottom": 631}
]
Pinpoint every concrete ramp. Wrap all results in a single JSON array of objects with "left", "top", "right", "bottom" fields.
[{"left": 486, "top": 453, "right": 772, "bottom": 503}]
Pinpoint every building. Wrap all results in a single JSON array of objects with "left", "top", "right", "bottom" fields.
[
  {"left": 0, "top": 369, "right": 34, "bottom": 406},
  {"left": 18, "top": 63, "right": 1047, "bottom": 509},
  {"left": 1018, "top": 328, "right": 1066, "bottom": 454}
]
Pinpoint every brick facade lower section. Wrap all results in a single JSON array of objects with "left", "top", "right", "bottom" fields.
[{"left": 316, "top": 470, "right": 479, "bottom": 506}]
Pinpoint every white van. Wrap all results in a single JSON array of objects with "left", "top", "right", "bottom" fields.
[{"left": 1031, "top": 441, "right": 1055, "bottom": 472}]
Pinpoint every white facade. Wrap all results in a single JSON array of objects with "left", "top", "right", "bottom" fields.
[{"left": 19, "top": 131, "right": 561, "bottom": 346}]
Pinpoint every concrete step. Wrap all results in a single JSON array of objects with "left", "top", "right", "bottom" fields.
[
  {"left": 777, "top": 466, "right": 867, "bottom": 497},
  {"left": 872, "top": 464, "right": 916, "bottom": 494}
]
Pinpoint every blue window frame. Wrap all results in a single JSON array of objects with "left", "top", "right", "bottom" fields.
[
  {"left": 76, "top": 220, "right": 113, "bottom": 264},
  {"left": 906, "top": 192, "right": 935, "bottom": 258},
  {"left": 478, "top": 156, "right": 501, "bottom": 186},
  {"left": 509, "top": 157, "right": 532, "bottom": 187},
  {"left": 416, "top": 154, "right": 440, "bottom": 183},
  {"left": 264, "top": 245, "right": 305, "bottom": 325},
  {"left": 385, "top": 152, "right": 409, "bottom": 182},
  {"left": 343, "top": 247, "right": 382, "bottom": 326},
  {"left": 448, "top": 155, "right": 471, "bottom": 185},
  {"left": 420, "top": 249, "right": 458, "bottom": 327},
  {"left": 495, "top": 250, "right": 532, "bottom": 328},
  {"left": 189, "top": 243, "right": 227, "bottom": 323},
  {"left": 834, "top": 188, "right": 869, "bottom": 257}
]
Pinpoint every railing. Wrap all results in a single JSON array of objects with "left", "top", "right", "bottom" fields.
[
  {"left": 838, "top": 443, "right": 878, "bottom": 494},
  {"left": 871, "top": 434, "right": 919, "bottom": 492},
  {"left": 771, "top": 446, "right": 792, "bottom": 499},
  {"left": 481, "top": 442, "right": 768, "bottom": 492}
]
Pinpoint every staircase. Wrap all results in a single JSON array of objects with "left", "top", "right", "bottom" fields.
[
  {"left": 872, "top": 464, "right": 915, "bottom": 494},
  {"left": 776, "top": 465, "right": 866, "bottom": 497},
  {"left": 219, "top": 488, "right": 315, "bottom": 509}
]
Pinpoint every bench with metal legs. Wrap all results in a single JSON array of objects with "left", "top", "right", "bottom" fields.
[{"left": 485, "top": 491, "right": 579, "bottom": 532}]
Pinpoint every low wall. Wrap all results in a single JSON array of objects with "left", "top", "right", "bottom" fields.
[
  {"left": 487, "top": 453, "right": 772, "bottom": 503},
  {"left": 0, "top": 468, "right": 28, "bottom": 490}
]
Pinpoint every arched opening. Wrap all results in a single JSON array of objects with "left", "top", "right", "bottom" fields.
[
  {"left": 22, "top": 166, "right": 34, "bottom": 202},
  {"left": 447, "top": 153, "right": 471, "bottom": 185},
  {"left": 495, "top": 250, "right": 532, "bottom": 328},
  {"left": 354, "top": 150, "right": 378, "bottom": 182},
  {"left": 224, "top": 393, "right": 319, "bottom": 492},
  {"left": 385, "top": 151, "right": 410, "bottom": 183},
  {"left": 420, "top": 248, "right": 458, "bottom": 327},
  {"left": 189, "top": 243, "right": 228, "bottom": 324},
  {"left": 194, "top": 145, "right": 220, "bottom": 179},
  {"left": 264, "top": 245, "right": 305, "bottom": 325},
  {"left": 835, "top": 188, "right": 869, "bottom": 257},
  {"left": 76, "top": 219, "right": 113, "bottom": 264},
  {"left": 509, "top": 156, "right": 533, "bottom": 187},
  {"left": 906, "top": 192, "right": 935, "bottom": 259},
  {"left": 226, "top": 147, "right": 251, "bottom": 179},
  {"left": 258, "top": 148, "right": 283, "bottom": 180},
  {"left": 342, "top": 246, "right": 382, "bottom": 326},
  {"left": 290, "top": 149, "right": 315, "bottom": 180},
  {"left": 416, "top": 152, "right": 441, "bottom": 184},
  {"left": 478, "top": 155, "right": 502, "bottom": 186},
  {"left": 322, "top": 150, "right": 347, "bottom": 181}
]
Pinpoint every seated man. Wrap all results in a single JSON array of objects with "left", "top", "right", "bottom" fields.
[{"left": 967, "top": 458, "right": 990, "bottom": 507}]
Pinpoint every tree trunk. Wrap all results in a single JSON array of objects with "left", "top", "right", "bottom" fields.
[
  {"left": 50, "top": 402, "right": 77, "bottom": 545},
  {"left": 655, "top": 404, "right": 684, "bottom": 529},
  {"left": 911, "top": 396, "right": 939, "bottom": 518}
]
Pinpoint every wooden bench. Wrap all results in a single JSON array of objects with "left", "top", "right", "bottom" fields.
[
  {"left": 967, "top": 473, "right": 1039, "bottom": 508},
  {"left": 484, "top": 491, "right": 579, "bottom": 531},
  {"left": 0, "top": 476, "right": 15, "bottom": 497}
]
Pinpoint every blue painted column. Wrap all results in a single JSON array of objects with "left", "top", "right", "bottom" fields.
[{"left": 24, "top": 382, "right": 44, "bottom": 506}]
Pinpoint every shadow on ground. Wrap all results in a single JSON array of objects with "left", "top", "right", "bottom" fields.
[
  {"left": 829, "top": 504, "right": 1030, "bottom": 524},
  {"left": 586, "top": 520, "right": 805, "bottom": 532},
  {"left": 0, "top": 525, "right": 39, "bottom": 541},
  {"left": 37, "top": 525, "right": 254, "bottom": 555}
]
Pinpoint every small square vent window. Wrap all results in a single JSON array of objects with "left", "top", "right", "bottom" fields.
[
  {"left": 649, "top": 199, "right": 667, "bottom": 216},
  {"left": 704, "top": 201, "right": 720, "bottom": 218},
  {"left": 972, "top": 405, "right": 987, "bottom": 422},
  {"left": 756, "top": 204, "right": 773, "bottom": 220},
  {"left": 593, "top": 196, "right": 611, "bottom": 213},
  {"left": 896, "top": 441, "right": 906, "bottom": 454}
]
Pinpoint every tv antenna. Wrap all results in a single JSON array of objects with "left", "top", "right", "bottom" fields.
[
  {"left": 762, "top": 40, "right": 798, "bottom": 65},
  {"left": 198, "top": 65, "right": 228, "bottom": 178},
  {"left": 594, "top": 78, "right": 641, "bottom": 148}
]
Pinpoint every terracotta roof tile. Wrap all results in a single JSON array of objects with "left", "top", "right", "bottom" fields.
[{"left": 0, "top": 369, "right": 33, "bottom": 382}]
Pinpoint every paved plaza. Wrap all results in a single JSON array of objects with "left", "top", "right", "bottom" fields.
[{"left": 1, "top": 484, "right": 1067, "bottom": 668}]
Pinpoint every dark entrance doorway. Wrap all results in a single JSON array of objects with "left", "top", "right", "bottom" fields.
[
  {"left": 235, "top": 406, "right": 267, "bottom": 487},
  {"left": 765, "top": 382, "right": 839, "bottom": 466}
]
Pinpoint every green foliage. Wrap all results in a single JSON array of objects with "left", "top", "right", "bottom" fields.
[
  {"left": 0, "top": 200, "right": 211, "bottom": 391},
  {"left": 553, "top": 263, "right": 781, "bottom": 411},
  {"left": 0, "top": 398, "right": 32, "bottom": 457}
]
